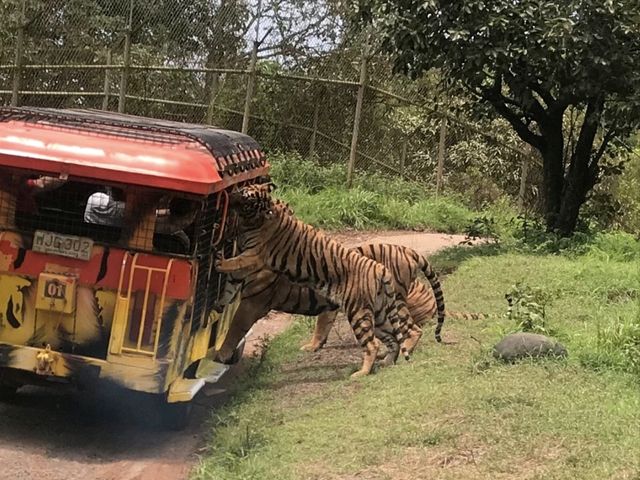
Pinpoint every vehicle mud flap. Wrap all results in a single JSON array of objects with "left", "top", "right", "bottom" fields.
[{"left": 195, "top": 358, "right": 230, "bottom": 384}]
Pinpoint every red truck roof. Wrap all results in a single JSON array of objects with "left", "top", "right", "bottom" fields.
[{"left": 0, "top": 108, "right": 269, "bottom": 195}]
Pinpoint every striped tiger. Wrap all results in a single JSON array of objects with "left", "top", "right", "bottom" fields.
[
  {"left": 303, "top": 281, "right": 488, "bottom": 352},
  {"left": 215, "top": 242, "right": 447, "bottom": 363},
  {"left": 353, "top": 243, "right": 446, "bottom": 342},
  {"left": 215, "top": 183, "right": 417, "bottom": 377}
]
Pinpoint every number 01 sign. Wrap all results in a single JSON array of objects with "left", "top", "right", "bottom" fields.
[
  {"left": 35, "top": 273, "right": 77, "bottom": 314},
  {"left": 44, "top": 279, "right": 66, "bottom": 300}
]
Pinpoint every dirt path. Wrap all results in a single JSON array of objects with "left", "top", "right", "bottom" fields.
[{"left": 0, "top": 231, "right": 468, "bottom": 480}]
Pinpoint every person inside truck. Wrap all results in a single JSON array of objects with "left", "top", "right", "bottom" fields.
[
  {"left": 84, "top": 188, "right": 198, "bottom": 252},
  {"left": 83, "top": 187, "right": 125, "bottom": 226},
  {"left": 16, "top": 175, "right": 67, "bottom": 214}
]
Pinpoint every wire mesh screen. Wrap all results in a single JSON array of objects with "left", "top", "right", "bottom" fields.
[
  {"left": 0, "top": 0, "right": 538, "bottom": 207},
  {"left": 0, "top": 172, "right": 201, "bottom": 257}
]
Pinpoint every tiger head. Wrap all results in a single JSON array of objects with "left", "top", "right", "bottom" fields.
[{"left": 230, "top": 182, "right": 276, "bottom": 220}]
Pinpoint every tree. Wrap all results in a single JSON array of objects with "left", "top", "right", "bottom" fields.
[{"left": 364, "top": 0, "right": 640, "bottom": 234}]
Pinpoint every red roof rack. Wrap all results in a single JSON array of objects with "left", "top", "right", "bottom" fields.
[{"left": 0, "top": 107, "right": 269, "bottom": 195}]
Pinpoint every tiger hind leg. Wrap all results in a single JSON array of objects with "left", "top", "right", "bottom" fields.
[
  {"left": 300, "top": 310, "right": 338, "bottom": 352},
  {"left": 402, "top": 324, "right": 423, "bottom": 357},
  {"left": 396, "top": 303, "right": 422, "bottom": 356},
  {"left": 349, "top": 310, "right": 380, "bottom": 378},
  {"left": 378, "top": 329, "right": 401, "bottom": 367},
  {"left": 387, "top": 305, "right": 412, "bottom": 361}
]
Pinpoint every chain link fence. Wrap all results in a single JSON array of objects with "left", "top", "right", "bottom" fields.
[{"left": 0, "top": 0, "right": 540, "bottom": 208}]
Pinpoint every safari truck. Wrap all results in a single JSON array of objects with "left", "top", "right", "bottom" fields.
[{"left": 0, "top": 107, "right": 269, "bottom": 428}]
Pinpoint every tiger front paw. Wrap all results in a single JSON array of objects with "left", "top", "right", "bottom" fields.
[{"left": 214, "top": 250, "right": 224, "bottom": 267}]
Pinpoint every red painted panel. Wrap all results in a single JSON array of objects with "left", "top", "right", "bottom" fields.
[{"left": 0, "top": 240, "right": 192, "bottom": 299}]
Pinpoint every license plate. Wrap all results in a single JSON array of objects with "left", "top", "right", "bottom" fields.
[{"left": 32, "top": 230, "right": 93, "bottom": 261}]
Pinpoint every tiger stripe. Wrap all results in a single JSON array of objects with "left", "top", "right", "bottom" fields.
[{"left": 216, "top": 184, "right": 414, "bottom": 377}]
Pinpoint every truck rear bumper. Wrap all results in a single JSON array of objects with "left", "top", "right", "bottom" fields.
[{"left": 0, "top": 342, "right": 169, "bottom": 394}]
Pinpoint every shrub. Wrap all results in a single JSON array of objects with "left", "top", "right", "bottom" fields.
[
  {"left": 504, "top": 282, "right": 554, "bottom": 335},
  {"left": 580, "top": 313, "right": 640, "bottom": 378}
]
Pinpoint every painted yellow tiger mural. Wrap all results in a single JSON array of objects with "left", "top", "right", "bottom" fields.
[{"left": 215, "top": 183, "right": 417, "bottom": 377}]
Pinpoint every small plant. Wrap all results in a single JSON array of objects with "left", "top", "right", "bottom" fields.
[
  {"left": 244, "top": 333, "right": 274, "bottom": 380},
  {"left": 462, "top": 215, "right": 498, "bottom": 244},
  {"left": 504, "top": 282, "right": 553, "bottom": 334},
  {"left": 581, "top": 313, "right": 640, "bottom": 378}
]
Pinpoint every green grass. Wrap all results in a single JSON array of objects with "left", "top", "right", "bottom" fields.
[
  {"left": 269, "top": 151, "right": 509, "bottom": 233},
  {"left": 193, "top": 249, "right": 640, "bottom": 480},
  {"left": 279, "top": 186, "right": 473, "bottom": 232}
]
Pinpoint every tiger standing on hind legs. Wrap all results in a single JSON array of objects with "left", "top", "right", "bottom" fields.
[{"left": 215, "top": 183, "right": 415, "bottom": 378}]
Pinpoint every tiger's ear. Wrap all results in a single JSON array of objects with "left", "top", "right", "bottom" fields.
[{"left": 264, "top": 182, "right": 277, "bottom": 193}]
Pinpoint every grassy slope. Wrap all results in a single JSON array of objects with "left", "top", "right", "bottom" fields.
[
  {"left": 194, "top": 251, "right": 640, "bottom": 480},
  {"left": 268, "top": 151, "right": 517, "bottom": 233}
]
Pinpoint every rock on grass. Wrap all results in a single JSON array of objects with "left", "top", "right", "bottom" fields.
[{"left": 493, "top": 332, "right": 568, "bottom": 362}]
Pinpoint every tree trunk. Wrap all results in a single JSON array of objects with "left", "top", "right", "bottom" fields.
[
  {"left": 551, "top": 97, "right": 603, "bottom": 235},
  {"left": 541, "top": 143, "right": 597, "bottom": 236},
  {"left": 539, "top": 121, "right": 565, "bottom": 231},
  {"left": 554, "top": 177, "right": 590, "bottom": 235}
]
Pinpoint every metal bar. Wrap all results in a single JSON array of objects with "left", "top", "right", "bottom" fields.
[
  {"left": 366, "top": 85, "right": 424, "bottom": 108},
  {"left": 205, "top": 72, "right": 220, "bottom": 125},
  {"left": 309, "top": 102, "right": 319, "bottom": 159},
  {"left": 257, "top": 71, "right": 360, "bottom": 87},
  {"left": 436, "top": 115, "right": 448, "bottom": 198},
  {"left": 152, "top": 259, "right": 174, "bottom": 359},
  {"left": 118, "top": 0, "right": 134, "bottom": 114},
  {"left": 117, "top": 253, "right": 139, "bottom": 354},
  {"left": 0, "top": 64, "right": 360, "bottom": 87},
  {"left": 10, "top": 0, "right": 27, "bottom": 107},
  {"left": 400, "top": 138, "right": 408, "bottom": 175},
  {"left": 0, "top": 90, "right": 105, "bottom": 96},
  {"left": 137, "top": 269, "right": 153, "bottom": 350},
  {"left": 0, "top": 65, "right": 249, "bottom": 74},
  {"left": 129, "top": 66, "right": 247, "bottom": 74},
  {"left": 102, "top": 49, "right": 112, "bottom": 110},
  {"left": 241, "top": 0, "right": 262, "bottom": 134},
  {"left": 242, "top": 42, "right": 258, "bottom": 134},
  {"left": 125, "top": 95, "right": 206, "bottom": 108},
  {"left": 347, "top": 50, "right": 368, "bottom": 188},
  {"left": 1, "top": 64, "right": 118, "bottom": 70},
  {"left": 518, "top": 154, "right": 530, "bottom": 209}
]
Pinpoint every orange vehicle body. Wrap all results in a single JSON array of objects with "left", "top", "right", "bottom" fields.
[{"left": 0, "top": 107, "right": 269, "bottom": 427}]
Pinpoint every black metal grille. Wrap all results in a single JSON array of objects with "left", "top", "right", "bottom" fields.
[
  {"left": 0, "top": 173, "right": 199, "bottom": 257},
  {"left": 190, "top": 194, "right": 220, "bottom": 333}
]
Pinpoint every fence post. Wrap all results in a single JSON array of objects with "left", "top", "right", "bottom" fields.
[
  {"left": 308, "top": 102, "right": 320, "bottom": 159},
  {"left": 118, "top": 0, "right": 134, "bottom": 114},
  {"left": 11, "top": 0, "right": 27, "bottom": 107},
  {"left": 242, "top": 43, "right": 258, "bottom": 134},
  {"left": 102, "top": 49, "right": 112, "bottom": 110},
  {"left": 518, "top": 153, "right": 530, "bottom": 209},
  {"left": 242, "top": 0, "right": 262, "bottom": 134},
  {"left": 205, "top": 72, "right": 220, "bottom": 125},
  {"left": 400, "top": 137, "right": 408, "bottom": 175},
  {"left": 435, "top": 115, "right": 448, "bottom": 198},
  {"left": 346, "top": 49, "right": 368, "bottom": 188}
]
